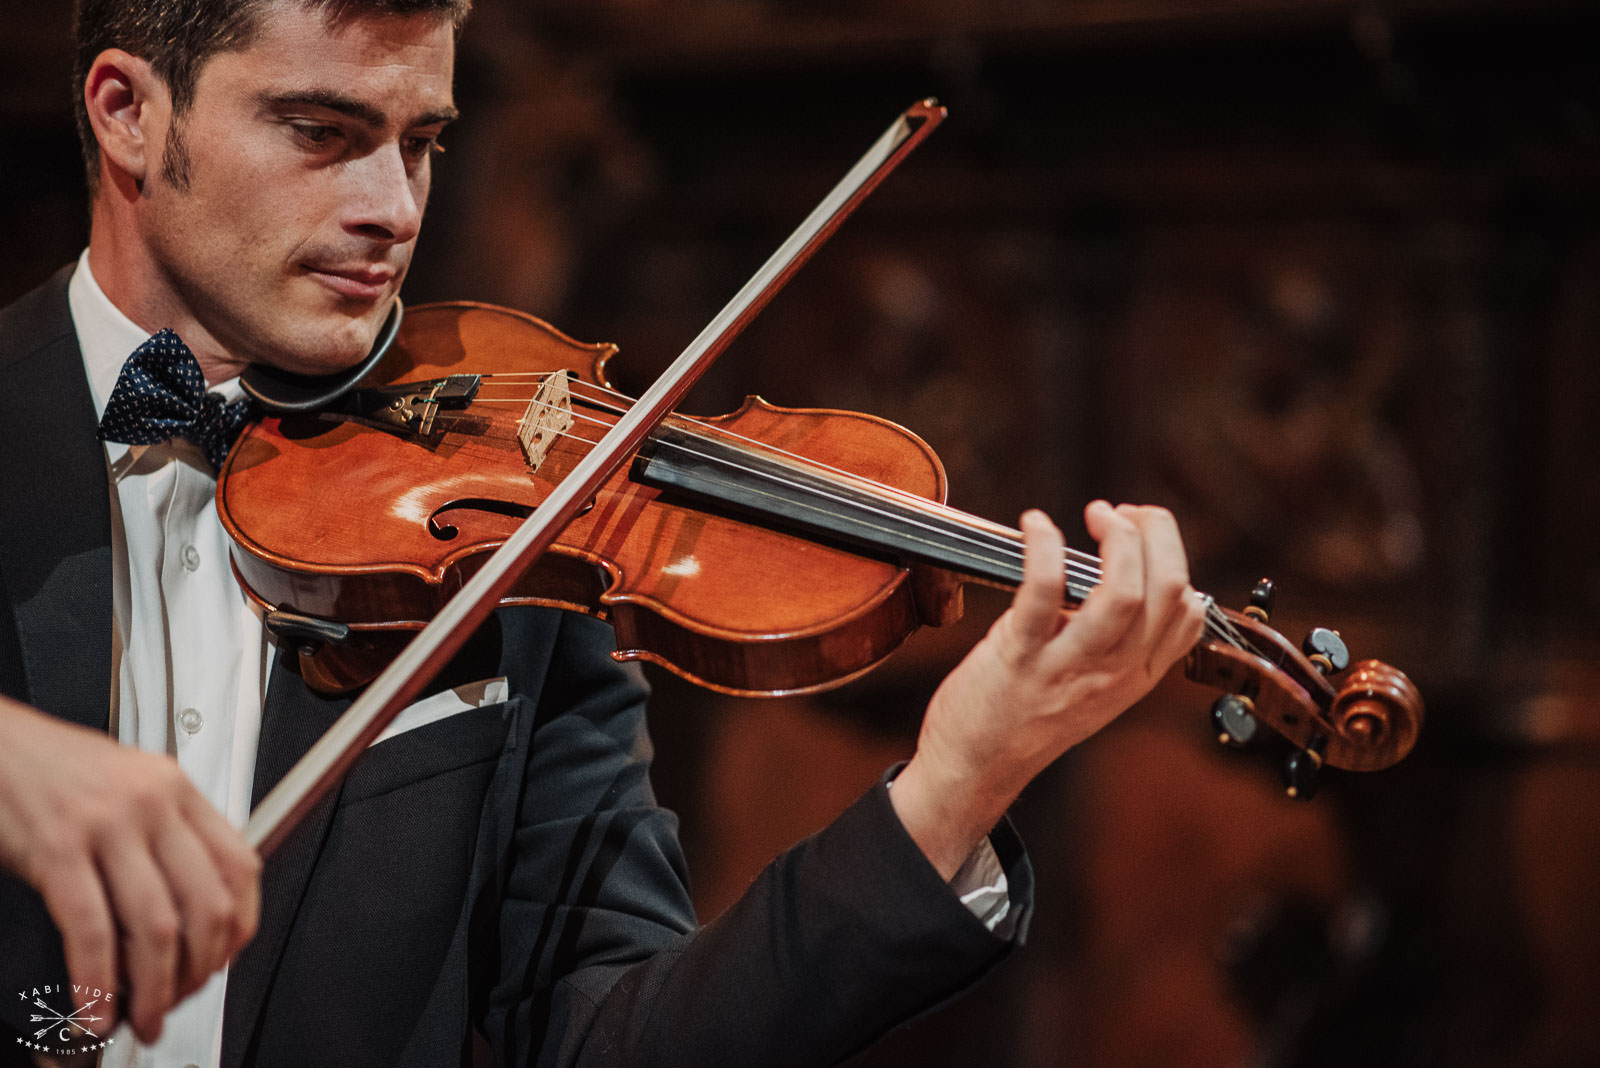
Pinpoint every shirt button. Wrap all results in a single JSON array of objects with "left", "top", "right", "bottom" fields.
[
  {"left": 181, "top": 545, "right": 202, "bottom": 571},
  {"left": 178, "top": 707, "right": 204, "bottom": 735}
]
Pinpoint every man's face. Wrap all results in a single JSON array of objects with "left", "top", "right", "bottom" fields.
[{"left": 133, "top": 3, "right": 457, "bottom": 376}]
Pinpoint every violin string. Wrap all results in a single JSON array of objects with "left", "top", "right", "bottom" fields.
[
  {"left": 477, "top": 386, "right": 1254, "bottom": 652},
  {"left": 480, "top": 385, "right": 1104, "bottom": 593},
  {"left": 477, "top": 382, "right": 1253, "bottom": 650},
  {"left": 480, "top": 377, "right": 1105, "bottom": 573},
  {"left": 479, "top": 395, "right": 1250, "bottom": 651},
  {"left": 473, "top": 376, "right": 1252, "bottom": 651}
]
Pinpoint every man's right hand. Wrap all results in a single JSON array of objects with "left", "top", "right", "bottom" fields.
[{"left": 0, "top": 696, "right": 260, "bottom": 1043}]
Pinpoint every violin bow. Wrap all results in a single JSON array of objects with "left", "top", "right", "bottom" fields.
[{"left": 246, "top": 99, "right": 948, "bottom": 856}]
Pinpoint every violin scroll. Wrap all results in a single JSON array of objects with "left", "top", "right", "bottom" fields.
[
  {"left": 1186, "top": 580, "right": 1424, "bottom": 796},
  {"left": 1330, "top": 659, "right": 1424, "bottom": 756}
]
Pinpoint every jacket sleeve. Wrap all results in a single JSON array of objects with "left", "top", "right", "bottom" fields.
[{"left": 481, "top": 609, "right": 1033, "bottom": 1068}]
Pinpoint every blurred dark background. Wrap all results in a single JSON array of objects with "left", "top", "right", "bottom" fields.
[{"left": 4, "top": 1, "right": 1599, "bottom": 1064}]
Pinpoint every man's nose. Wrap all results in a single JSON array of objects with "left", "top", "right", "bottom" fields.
[{"left": 345, "top": 145, "right": 424, "bottom": 243}]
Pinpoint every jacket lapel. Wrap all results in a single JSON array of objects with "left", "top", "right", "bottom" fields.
[{"left": 0, "top": 266, "right": 114, "bottom": 730}]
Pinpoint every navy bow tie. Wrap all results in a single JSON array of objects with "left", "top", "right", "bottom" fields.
[{"left": 96, "top": 329, "right": 253, "bottom": 470}]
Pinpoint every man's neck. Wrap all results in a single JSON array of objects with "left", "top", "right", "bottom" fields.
[{"left": 86, "top": 202, "right": 249, "bottom": 386}]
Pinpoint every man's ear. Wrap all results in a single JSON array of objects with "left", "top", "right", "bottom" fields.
[{"left": 83, "top": 49, "right": 168, "bottom": 191}]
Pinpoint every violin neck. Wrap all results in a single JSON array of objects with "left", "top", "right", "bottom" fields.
[{"left": 633, "top": 421, "right": 1098, "bottom": 604}]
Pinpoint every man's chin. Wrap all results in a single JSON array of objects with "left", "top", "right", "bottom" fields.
[{"left": 260, "top": 311, "right": 391, "bottom": 377}]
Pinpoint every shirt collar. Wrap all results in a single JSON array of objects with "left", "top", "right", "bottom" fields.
[
  {"left": 68, "top": 251, "right": 248, "bottom": 477},
  {"left": 68, "top": 249, "right": 153, "bottom": 423},
  {"left": 67, "top": 249, "right": 247, "bottom": 421}
]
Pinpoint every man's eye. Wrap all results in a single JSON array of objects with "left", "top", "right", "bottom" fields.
[
  {"left": 403, "top": 136, "right": 445, "bottom": 160},
  {"left": 291, "top": 123, "right": 339, "bottom": 147}
]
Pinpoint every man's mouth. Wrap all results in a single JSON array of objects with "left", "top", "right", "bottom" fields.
[{"left": 305, "top": 264, "right": 395, "bottom": 302}]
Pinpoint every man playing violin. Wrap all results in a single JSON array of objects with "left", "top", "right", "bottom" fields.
[{"left": 0, "top": 0, "right": 1206, "bottom": 1064}]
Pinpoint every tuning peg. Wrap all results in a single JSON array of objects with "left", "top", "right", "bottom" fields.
[
  {"left": 1283, "top": 735, "right": 1327, "bottom": 800},
  {"left": 1211, "top": 693, "right": 1261, "bottom": 747},
  {"left": 1301, "top": 627, "right": 1350, "bottom": 674},
  {"left": 1245, "top": 578, "right": 1275, "bottom": 622}
]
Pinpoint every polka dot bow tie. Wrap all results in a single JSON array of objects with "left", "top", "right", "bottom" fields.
[{"left": 96, "top": 329, "right": 253, "bottom": 470}]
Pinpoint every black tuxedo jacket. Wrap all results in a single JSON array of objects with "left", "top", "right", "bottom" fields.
[{"left": 0, "top": 269, "right": 1031, "bottom": 1067}]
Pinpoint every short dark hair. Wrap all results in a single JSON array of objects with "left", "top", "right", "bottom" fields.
[{"left": 73, "top": 0, "right": 472, "bottom": 192}]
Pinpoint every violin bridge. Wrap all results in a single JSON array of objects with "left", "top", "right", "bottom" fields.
[{"left": 517, "top": 372, "right": 574, "bottom": 472}]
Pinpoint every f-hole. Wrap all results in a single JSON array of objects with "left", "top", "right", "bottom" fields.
[
  {"left": 427, "top": 497, "right": 594, "bottom": 540},
  {"left": 428, "top": 499, "right": 534, "bottom": 540}
]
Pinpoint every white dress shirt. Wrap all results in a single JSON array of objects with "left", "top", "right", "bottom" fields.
[{"left": 70, "top": 253, "right": 265, "bottom": 1068}]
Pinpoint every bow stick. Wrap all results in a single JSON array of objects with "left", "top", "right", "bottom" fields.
[{"left": 246, "top": 99, "right": 948, "bottom": 856}]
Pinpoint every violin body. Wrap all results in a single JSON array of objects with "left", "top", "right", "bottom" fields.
[{"left": 220, "top": 302, "right": 964, "bottom": 696}]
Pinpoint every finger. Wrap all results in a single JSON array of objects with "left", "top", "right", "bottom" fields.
[
  {"left": 151, "top": 818, "right": 236, "bottom": 1000},
  {"left": 1009, "top": 509, "right": 1068, "bottom": 646},
  {"left": 1148, "top": 586, "right": 1210, "bottom": 675},
  {"left": 1124, "top": 505, "right": 1190, "bottom": 592},
  {"left": 181, "top": 794, "right": 261, "bottom": 956},
  {"left": 101, "top": 833, "right": 180, "bottom": 1043},
  {"left": 1122, "top": 505, "right": 1206, "bottom": 675},
  {"left": 35, "top": 857, "right": 120, "bottom": 1009},
  {"left": 1120, "top": 505, "right": 1195, "bottom": 647},
  {"left": 1065, "top": 500, "right": 1144, "bottom": 654}
]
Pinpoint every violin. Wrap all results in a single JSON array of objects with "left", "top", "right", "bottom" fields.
[
  {"left": 220, "top": 299, "right": 1420, "bottom": 773},
  {"left": 228, "top": 101, "right": 1421, "bottom": 858}
]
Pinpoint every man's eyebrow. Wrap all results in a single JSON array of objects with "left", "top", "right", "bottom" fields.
[{"left": 260, "top": 89, "right": 459, "bottom": 129}]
